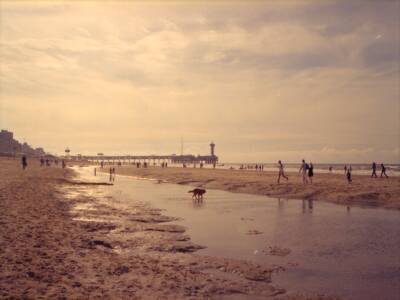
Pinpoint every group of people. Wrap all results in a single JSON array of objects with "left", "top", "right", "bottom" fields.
[
  {"left": 371, "top": 162, "right": 388, "bottom": 178},
  {"left": 239, "top": 164, "right": 264, "bottom": 171},
  {"left": 299, "top": 160, "right": 314, "bottom": 184},
  {"left": 21, "top": 156, "right": 66, "bottom": 170},
  {"left": 278, "top": 159, "right": 314, "bottom": 184},
  {"left": 277, "top": 160, "right": 390, "bottom": 184}
]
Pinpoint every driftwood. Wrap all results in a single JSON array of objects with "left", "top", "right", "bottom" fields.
[{"left": 56, "top": 178, "right": 113, "bottom": 186}]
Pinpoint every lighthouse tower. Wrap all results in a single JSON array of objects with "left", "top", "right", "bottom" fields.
[{"left": 210, "top": 142, "right": 215, "bottom": 156}]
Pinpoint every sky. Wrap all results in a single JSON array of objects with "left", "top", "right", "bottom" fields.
[{"left": 0, "top": 0, "right": 399, "bottom": 163}]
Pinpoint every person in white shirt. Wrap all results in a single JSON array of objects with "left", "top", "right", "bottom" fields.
[
  {"left": 299, "top": 159, "right": 308, "bottom": 184},
  {"left": 277, "top": 160, "right": 289, "bottom": 183}
]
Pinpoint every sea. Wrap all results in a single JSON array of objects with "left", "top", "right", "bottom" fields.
[{"left": 207, "top": 162, "right": 400, "bottom": 177}]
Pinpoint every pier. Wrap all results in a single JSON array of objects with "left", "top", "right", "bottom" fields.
[{"left": 66, "top": 142, "right": 218, "bottom": 165}]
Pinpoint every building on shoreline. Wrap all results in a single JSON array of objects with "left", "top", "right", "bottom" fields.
[{"left": 0, "top": 130, "right": 46, "bottom": 157}]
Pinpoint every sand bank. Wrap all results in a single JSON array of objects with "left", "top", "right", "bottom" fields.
[
  {"left": 0, "top": 158, "right": 339, "bottom": 299},
  {"left": 98, "top": 165, "right": 400, "bottom": 209}
]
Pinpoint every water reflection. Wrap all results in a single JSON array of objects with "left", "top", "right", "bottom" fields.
[
  {"left": 73, "top": 167, "right": 400, "bottom": 300},
  {"left": 192, "top": 198, "right": 205, "bottom": 209},
  {"left": 302, "top": 199, "right": 314, "bottom": 213}
]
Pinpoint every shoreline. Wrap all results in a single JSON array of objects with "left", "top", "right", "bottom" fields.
[
  {"left": 1, "top": 158, "right": 340, "bottom": 299},
  {"left": 94, "top": 165, "right": 400, "bottom": 210}
]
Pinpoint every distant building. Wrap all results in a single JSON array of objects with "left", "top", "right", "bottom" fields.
[{"left": 0, "top": 129, "right": 47, "bottom": 156}]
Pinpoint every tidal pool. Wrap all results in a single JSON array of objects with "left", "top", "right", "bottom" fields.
[{"left": 74, "top": 167, "right": 400, "bottom": 300}]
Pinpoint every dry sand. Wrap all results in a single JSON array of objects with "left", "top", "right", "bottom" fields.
[
  {"left": 0, "top": 158, "right": 339, "bottom": 299},
  {"left": 99, "top": 165, "right": 400, "bottom": 210}
]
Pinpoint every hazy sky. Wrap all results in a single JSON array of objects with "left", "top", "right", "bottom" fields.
[{"left": 0, "top": 1, "right": 399, "bottom": 163}]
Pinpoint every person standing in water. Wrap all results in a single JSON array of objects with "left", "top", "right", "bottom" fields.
[
  {"left": 277, "top": 160, "right": 289, "bottom": 183},
  {"left": 308, "top": 162, "right": 314, "bottom": 183},
  {"left": 299, "top": 159, "right": 308, "bottom": 184},
  {"left": 21, "top": 155, "right": 28, "bottom": 170},
  {"left": 371, "top": 162, "right": 378, "bottom": 178},
  {"left": 380, "top": 163, "right": 388, "bottom": 178}
]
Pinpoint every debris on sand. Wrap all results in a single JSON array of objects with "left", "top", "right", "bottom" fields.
[
  {"left": 263, "top": 246, "right": 291, "bottom": 256},
  {"left": 247, "top": 229, "right": 263, "bottom": 235}
]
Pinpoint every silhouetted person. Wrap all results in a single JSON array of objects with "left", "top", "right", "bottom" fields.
[
  {"left": 277, "top": 160, "right": 288, "bottom": 183},
  {"left": 371, "top": 162, "right": 377, "bottom": 178},
  {"left": 308, "top": 162, "right": 314, "bottom": 183},
  {"left": 22, "top": 155, "right": 27, "bottom": 170},
  {"left": 344, "top": 165, "right": 347, "bottom": 174},
  {"left": 299, "top": 159, "right": 308, "bottom": 184},
  {"left": 40, "top": 158, "right": 44, "bottom": 167},
  {"left": 346, "top": 165, "right": 352, "bottom": 183},
  {"left": 329, "top": 166, "right": 332, "bottom": 172},
  {"left": 380, "top": 163, "right": 388, "bottom": 178},
  {"left": 62, "top": 160, "right": 66, "bottom": 169}
]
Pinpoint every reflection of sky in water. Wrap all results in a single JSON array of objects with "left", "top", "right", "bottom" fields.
[{"left": 73, "top": 166, "right": 400, "bottom": 300}]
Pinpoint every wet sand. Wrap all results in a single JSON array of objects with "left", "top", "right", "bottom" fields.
[
  {"left": 98, "top": 165, "right": 400, "bottom": 209},
  {"left": 0, "top": 158, "right": 338, "bottom": 299}
]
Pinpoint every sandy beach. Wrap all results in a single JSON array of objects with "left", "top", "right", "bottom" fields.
[
  {"left": 97, "top": 165, "right": 400, "bottom": 210},
  {"left": 0, "top": 157, "right": 342, "bottom": 299}
]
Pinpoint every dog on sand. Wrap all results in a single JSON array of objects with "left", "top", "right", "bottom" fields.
[{"left": 188, "top": 188, "right": 206, "bottom": 200}]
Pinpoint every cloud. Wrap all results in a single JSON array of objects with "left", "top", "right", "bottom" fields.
[{"left": 0, "top": 1, "right": 398, "bottom": 162}]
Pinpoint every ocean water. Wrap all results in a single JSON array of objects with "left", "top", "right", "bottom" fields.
[{"left": 206, "top": 162, "right": 400, "bottom": 177}]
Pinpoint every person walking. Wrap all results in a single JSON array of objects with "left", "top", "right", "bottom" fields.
[
  {"left": 371, "top": 162, "right": 378, "bottom": 178},
  {"left": 277, "top": 160, "right": 289, "bottom": 183},
  {"left": 21, "top": 155, "right": 28, "bottom": 170},
  {"left": 380, "top": 163, "right": 388, "bottom": 178},
  {"left": 299, "top": 159, "right": 308, "bottom": 184},
  {"left": 308, "top": 162, "right": 314, "bottom": 183},
  {"left": 346, "top": 165, "right": 352, "bottom": 183}
]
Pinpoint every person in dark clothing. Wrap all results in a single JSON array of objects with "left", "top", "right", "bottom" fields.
[
  {"left": 308, "top": 162, "right": 314, "bottom": 183},
  {"left": 371, "top": 162, "right": 377, "bottom": 178},
  {"left": 22, "top": 155, "right": 28, "bottom": 170},
  {"left": 346, "top": 165, "right": 352, "bottom": 183},
  {"left": 40, "top": 158, "right": 44, "bottom": 167},
  {"left": 62, "top": 160, "right": 66, "bottom": 168},
  {"left": 380, "top": 163, "right": 388, "bottom": 178}
]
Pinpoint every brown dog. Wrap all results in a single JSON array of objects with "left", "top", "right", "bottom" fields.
[{"left": 188, "top": 188, "right": 206, "bottom": 200}]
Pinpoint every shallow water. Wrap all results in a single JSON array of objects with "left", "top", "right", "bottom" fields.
[{"left": 75, "top": 167, "right": 400, "bottom": 300}]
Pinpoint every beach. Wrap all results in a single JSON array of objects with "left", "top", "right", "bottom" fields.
[
  {"left": 1, "top": 157, "right": 344, "bottom": 299},
  {"left": 98, "top": 165, "right": 400, "bottom": 210}
]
